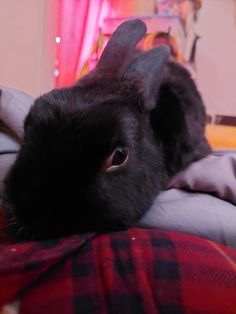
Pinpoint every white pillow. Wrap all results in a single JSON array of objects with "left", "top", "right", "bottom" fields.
[
  {"left": 138, "top": 154, "right": 236, "bottom": 249},
  {"left": 0, "top": 86, "right": 34, "bottom": 193},
  {"left": 0, "top": 86, "right": 34, "bottom": 139}
]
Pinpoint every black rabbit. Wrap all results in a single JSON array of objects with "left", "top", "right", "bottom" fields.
[{"left": 4, "top": 19, "right": 211, "bottom": 240}]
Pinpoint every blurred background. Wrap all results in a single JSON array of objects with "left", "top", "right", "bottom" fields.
[{"left": 0, "top": 0, "right": 236, "bottom": 132}]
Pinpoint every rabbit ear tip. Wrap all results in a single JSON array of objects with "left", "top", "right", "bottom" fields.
[
  {"left": 129, "top": 18, "right": 145, "bottom": 25},
  {"left": 160, "top": 45, "right": 171, "bottom": 55},
  {"left": 127, "top": 18, "right": 147, "bottom": 29},
  {"left": 119, "top": 18, "right": 146, "bottom": 32}
]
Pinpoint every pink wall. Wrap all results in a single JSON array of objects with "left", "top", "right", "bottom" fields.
[
  {"left": 195, "top": 0, "right": 236, "bottom": 117},
  {"left": 107, "top": 0, "right": 156, "bottom": 16},
  {"left": 0, "top": 0, "right": 56, "bottom": 96}
]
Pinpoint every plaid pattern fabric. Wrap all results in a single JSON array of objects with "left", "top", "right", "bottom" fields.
[{"left": 0, "top": 228, "right": 236, "bottom": 314}]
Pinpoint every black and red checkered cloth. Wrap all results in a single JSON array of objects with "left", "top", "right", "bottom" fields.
[{"left": 0, "top": 227, "right": 236, "bottom": 313}]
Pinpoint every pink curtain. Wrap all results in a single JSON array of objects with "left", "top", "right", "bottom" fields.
[{"left": 55, "top": 0, "right": 112, "bottom": 87}]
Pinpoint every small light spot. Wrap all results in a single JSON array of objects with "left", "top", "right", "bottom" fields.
[
  {"left": 55, "top": 36, "right": 61, "bottom": 44},
  {"left": 54, "top": 68, "right": 60, "bottom": 77},
  {"left": 131, "top": 237, "right": 136, "bottom": 240},
  {"left": 11, "top": 248, "right": 16, "bottom": 252}
]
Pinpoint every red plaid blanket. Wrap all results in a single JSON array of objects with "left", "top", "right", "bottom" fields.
[{"left": 0, "top": 228, "right": 236, "bottom": 313}]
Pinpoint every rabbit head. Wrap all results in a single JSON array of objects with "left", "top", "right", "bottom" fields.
[{"left": 4, "top": 20, "right": 171, "bottom": 240}]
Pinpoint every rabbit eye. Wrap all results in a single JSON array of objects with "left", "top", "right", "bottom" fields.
[
  {"left": 112, "top": 147, "right": 128, "bottom": 166},
  {"left": 102, "top": 146, "right": 129, "bottom": 172}
]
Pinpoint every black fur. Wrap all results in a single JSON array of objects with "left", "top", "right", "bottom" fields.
[
  {"left": 3, "top": 20, "right": 211, "bottom": 240},
  {"left": 151, "top": 61, "right": 210, "bottom": 176}
]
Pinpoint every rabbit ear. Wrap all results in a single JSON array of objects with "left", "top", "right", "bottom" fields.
[
  {"left": 96, "top": 19, "right": 147, "bottom": 75},
  {"left": 124, "top": 45, "right": 170, "bottom": 110}
]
